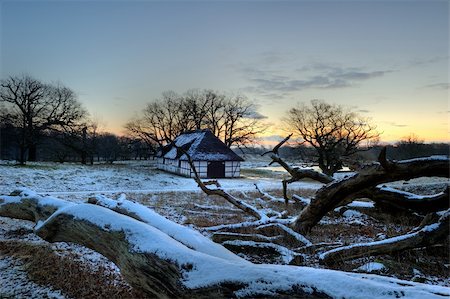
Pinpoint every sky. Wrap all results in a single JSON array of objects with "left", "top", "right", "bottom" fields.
[{"left": 1, "top": 0, "right": 448, "bottom": 143}]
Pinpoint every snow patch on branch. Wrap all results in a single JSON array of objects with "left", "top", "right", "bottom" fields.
[
  {"left": 378, "top": 186, "right": 446, "bottom": 200},
  {"left": 319, "top": 221, "right": 444, "bottom": 262},
  {"left": 397, "top": 156, "right": 449, "bottom": 164}
]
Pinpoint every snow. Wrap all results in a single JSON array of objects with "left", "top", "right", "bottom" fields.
[
  {"left": 34, "top": 199, "right": 450, "bottom": 298},
  {"left": 343, "top": 209, "right": 365, "bottom": 218},
  {"left": 397, "top": 155, "right": 449, "bottom": 164},
  {"left": 348, "top": 200, "right": 375, "bottom": 208},
  {"left": 93, "top": 194, "right": 246, "bottom": 262},
  {"left": 356, "top": 262, "right": 386, "bottom": 273},
  {"left": 1, "top": 161, "right": 450, "bottom": 297},
  {"left": 0, "top": 256, "right": 66, "bottom": 298},
  {"left": 0, "top": 160, "right": 321, "bottom": 199},
  {"left": 378, "top": 185, "right": 446, "bottom": 200},
  {"left": 319, "top": 219, "right": 445, "bottom": 262}
]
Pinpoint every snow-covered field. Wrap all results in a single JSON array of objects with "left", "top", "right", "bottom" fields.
[
  {"left": 0, "top": 160, "right": 449, "bottom": 298},
  {"left": 1, "top": 160, "right": 323, "bottom": 198}
]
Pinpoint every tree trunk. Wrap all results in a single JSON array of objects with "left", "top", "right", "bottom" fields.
[
  {"left": 18, "top": 145, "right": 26, "bottom": 165},
  {"left": 2, "top": 191, "right": 447, "bottom": 299},
  {"left": 28, "top": 144, "right": 37, "bottom": 161},
  {"left": 293, "top": 150, "right": 450, "bottom": 234},
  {"left": 366, "top": 185, "right": 449, "bottom": 213},
  {"left": 320, "top": 210, "right": 449, "bottom": 265}
]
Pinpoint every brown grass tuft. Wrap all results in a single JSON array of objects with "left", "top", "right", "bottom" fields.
[{"left": 0, "top": 240, "right": 147, "bottom": 299}]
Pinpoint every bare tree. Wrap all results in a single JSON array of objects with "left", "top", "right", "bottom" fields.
[
  {"left": 125, "top": 91, "right": 186, "bottom": 149},
  {"left": 285, "top": 100, "right": 379, "bottom": 175},
  {"left": 222, "top": 95, "right": 266, "bottom": 147},
  {"left": 0, "top": 75, "right": 87, "bottom": 164},
  {"left": 125, "top": 90, "right": 265, "bottom": 149},
  {"left": 394, "top": 133, "right": 426, "bottom": 159}
]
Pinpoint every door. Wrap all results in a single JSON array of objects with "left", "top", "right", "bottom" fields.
[{"left": 207, "top": 161, "right": 225, "bottom": 178}]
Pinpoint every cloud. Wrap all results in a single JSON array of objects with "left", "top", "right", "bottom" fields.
[
  {"left": 423, "top": 83, "right": 449, "bottom": 90},
  {"left": 383, "top": 121, "right": 408, "bottom": 128},
  {"left": 248, "top": 111, "right": 268, "bottom": 119},
  {"left": 240, "top": 62, "right": 391, "bottom": 94},
  {"left": 409, "top": 56, "right": 448, "bottom": 67},
  {"left": 257, "top": 134, "right": 287, "bottom": 142},
  {"left": 357, "top": 109, "right": 371, "bottom": 113}
]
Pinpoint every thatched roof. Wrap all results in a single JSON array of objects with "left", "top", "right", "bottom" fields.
[{"left": 157, "top": 130, "right": 244, "bottom": 162}]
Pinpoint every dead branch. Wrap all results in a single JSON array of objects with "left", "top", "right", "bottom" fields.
[
  {"left": 175, "top": 144, "right": 265, "bottom": 220},
  {"left": 2, "top": 191, "right": 449, "bottom": 298},
  {"left": 256, "top": 223, "right": 312, "bottom": 247},
  {"left": 366, "top": 185, "right": 449, "bottom": 213},
  {"left": 211, "top": 232, "right": 282, "bottom": 243},
  {"left": 221, "top": 240, "right": 304, "bottom": 265},
  {"left": 319, "top": 209, "right": 450, "bottom": 265},
  {"left": 293, "top": 152, "right": 450, "bottom": 234},
  {"left": 262, "top": 134, "right": 333, "bottom": 203},
  {"left": 261, "top": 133, "right": 293, "bottom": 157},
  {"left": 254, "top": 184, "right": 284, "bottom": 202}
]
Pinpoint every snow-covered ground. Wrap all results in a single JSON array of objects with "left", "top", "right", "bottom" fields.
[
  {"left": 1, "top": 160, "right": 449, "bottom": 298},
  {"left": 0, "top": 160, "right": 323, "bottom": 199}
]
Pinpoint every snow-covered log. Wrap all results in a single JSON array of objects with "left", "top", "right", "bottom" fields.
[
  {"left": 34, "top": 203, "right": 450, "bottom": 298},
  {"left": 211, "top": 232, "right": 282, "bottom": 243},
  {"left": 367, "top": 185, "right": 449, "bottom": 213},
  {"left": 293, "top": 149, "right": 450, "bottom": 233},
  {"left": 221, "top": 240, "right": 305, "bottom": 265},
  {"left": 88, "top": 194, "right": 246, "bottom": 262},
  {"left": 320, "top": 209, "right": 450, "bottom": 265},
  {"left": 2, "top": 191, "right": 449, "bottom": 298},
  {"left": 0, "top": 188, "right": 72, "bottom": 222}
]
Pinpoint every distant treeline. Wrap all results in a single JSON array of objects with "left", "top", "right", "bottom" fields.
[
  {"left": 242, "top": 142, "right": 450, "bottom": 164},
  {"left": 2, "top": 122, "right": 448, "bottom": 164},
  {"left": 0, "top": 125, "right": 153, "bottom": 163}
]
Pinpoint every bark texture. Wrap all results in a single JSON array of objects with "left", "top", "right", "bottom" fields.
[
  {"left": 1, "top": 191, "right": 448, "bottom": 298},
  {"left": 320, "top": 210, "right": 450, "bottom": 265},
  {"left": 367, "top": 185, "right": 449, "bottom": 213},
  {"left": 293, "top": 149, "right": 450, "bottom": 233}
]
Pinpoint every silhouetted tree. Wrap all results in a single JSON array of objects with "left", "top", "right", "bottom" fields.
[
  {"left": 285, "top": 100, "right": 379, "bottom": 175},
  {"left": 0, "top": 75, "right": 87, "bottom": 164},
  {"left": 125, "top": 89, "right": 265, "bottom": 149}
]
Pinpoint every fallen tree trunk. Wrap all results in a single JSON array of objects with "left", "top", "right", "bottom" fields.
[
  {"left": 88, "top": 194, "right": 247, "bottom": 262},
  {"left": 2, "top": 191, "right": 449, "bottom": 298},
  {"left": 367, "top": 185, "right": 449, "bottom": 213},
  {"left": 293, "top": 150, "right": 450, "bottom": 234},
  {"left": 320, "top": 209, "right": 450, "bottom": 265},
  {"left": 0, "top": 188, "right": 72, "bottom": 222}
]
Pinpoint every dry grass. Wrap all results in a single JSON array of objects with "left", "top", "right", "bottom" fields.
[
  {"left": 3, "top": 181, "right": 448, "bottom": 294},
  {"left": 0, "top": 240, "right": 147, "bottom": 299}
]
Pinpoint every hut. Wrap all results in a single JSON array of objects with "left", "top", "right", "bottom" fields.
[{"left": 156, "top": 130, "right": 244, "bottom": 178}]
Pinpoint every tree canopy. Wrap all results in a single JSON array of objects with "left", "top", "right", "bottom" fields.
[
  {"left": 125, "top": 89, "right": 266, "bottom": 149},
  {"left": 285, "top": 100, "right": 379, "bottom": 175},
  {"left": 0, "top": 75, "right": 87, "bottom": 164}
]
